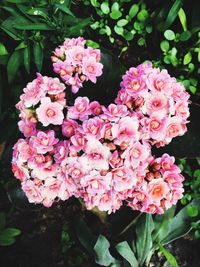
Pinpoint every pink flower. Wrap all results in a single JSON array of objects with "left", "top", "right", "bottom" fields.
[
  {"left": 67, "top": 46, "right": 85, "bottom": 65},
  {"left": 31, "top": 130, "right": 58, "bottom": 154},
  {"left": 90, "top": 101, "right": 103, "bottom": 115},
  {"left": 82, "top": 117, "right": 103, "bottom": 138},
  {"left": 54, "top": 141, "right": 69, "bottom": 165},
  {"left": 112, "top": 166, "right": 136, "bottom": 191},
  {"left": 146, "top": 93, "right": 168, "bottom": 116},
  {"left": 101, "top": 104, "right": 129, "bottom": 122},
  {"left": 22, "top": 181, "right": 43, "bottom": 203},
  {"left": 165, "top": 117, "right": 187, "bottom": 143},
  {"left": 146, "top": 69, "right": 171, "bottom": 92},
  {"left": 109, "top": 151, "right": 123, "bottom": 168},
  {"left": 85, "top": 136, "right": 111, "bottom": 170},
  {"left": 13, "top": 139, "right": 36, "bottom": 163},
  {"left": 18, "top": 119, "right": 37, "bottom": 137},
  {"left": 70, "top": 132, "right": 87, "bottom": 151},
  {"left": 144, "top": 115, "right": 167, "bottom": 141},
  {"left": 12, "top": 162, "right": 30, "bottom": 182},
  {"left": 148, "top": 178, "right": 170, "bottom": 202},
  {"left": 112, "top": 116, "right": 140, "bottom": 142},
  {"left": 36, "top": 97, "right": 64, "bottom": 126},
  {"left": 41, "top": 77, "right": 65, "bottom": 95},
  {"left": 67, "top": 97, "right": 91, "bottom": 121},
  {"left": 82, "top": 57, "right": 103, "bottom": 83},
  {"left": 62, "top": 118, "right": 79, "bottom": 137}
]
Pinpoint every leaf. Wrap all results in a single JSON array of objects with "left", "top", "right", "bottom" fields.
[
  {"left": 7, "top": 49, "right": 23, "bottom": 83},
  {"left": 164, "top": 30, "right": 175, "bottom": 40},
  {"left": 110, "top": 10, "right": 122, "bottom": 20},
  {"left": 75, "top": 217, "right": 96, "bottom": 254},
  {"left": 86, "top": 40, "right": 99, "bottom": 48},
  {"left": 101, "top": 2, "right": 110, "bottom": 15},
  {"left": 91, "top": 0, "right": 99, "bottom": 7},
  {"left": 105, "top": 25, "right": 112, "bottom": 36},
  {"left": 27, "top": 8, "right": 48, "bottom": 19},
  {"left": 183, "top": 52, "right": 192, "bottom": 65},
  {"left": 33, "top": 42, "right": 43, "bottom": 72},
  {"left": 0, "top": 235, "right": 15, "bottom": 246},
  {"left": 137, "top": 10, "right": 149, "bottom": 22},
  {"left": 187, "top": 204, "right": 199, "bottom": 217},
  {"left": 5, "top": 0, "right": 27, "bottom": 2},
  {"left": 0, "top": 43, "right": 8, "bottom": 56},
  {"left": 2, "top": 228, "right": 21, "bottom": 237},
  {"left": 55, "top": 3, "right": 75, "bottom": 17},
  {"left": 23, "top": 45, "right": 30, "bottom": 73},
  {"left": 116, "top": 241, "right": 139, "bottom": 267},
  {"left": 14, "top": 23, "right": 52, "bottom": 30},
  {"left": 94, "top": 235, "right": 119, "bottom": 266},
  {"left": 136, "top": 214, "right": 154, "bottom": 266},
  {"left": 68, "top": 17, "right": 91, "bottom": 36},
  {"left": 160, "top": 200, "right": 200, "bottom": 245},
  {"left": 178, "top": 8, "right": 187, "bottom": 31},
  {"left": 128, "top": 4, "right": 139, "bottom": 19},
  {"left": 160, "top": 40, "right": 170, "bottom": 52},
  {"left": 159, "top": 244, "right": 179, "bottom": 267},
  {"left": 117, "top": 19, "right": 128, "bottom": 27},
  {"left": 111, "top": 2, "right": 119, "bottom": 12},
  {"left": 179, "top": 31, "right": 192, "bottom": 41},
  {"left": 114, "top": 25, "right": 124, "bottom": 35},
  {"left": 0, "top": 212, "right": 6, "bottom": 231},
  {"left": 160, "top": 0, "right": 183, "bottom": 30}
]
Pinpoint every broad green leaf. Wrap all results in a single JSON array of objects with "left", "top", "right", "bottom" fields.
[
  {"left": 94, "top": 235, "right": 119, "bottom": 266},
  {"left": 2, "top": 228, "right": 21, "bottom": 237},
  {"left": 0, "top": 235, "right": 15, "bottom": 246},
  {"left": 114, "top": 25, "right": 124, "bottom": 35},
  {"left": 7, "top": 49, "right": 23, "bottom": 83},
  {"left": 90, "top": 0, "right": 99, "bottom": 7},
  {"left": 124, "top": 32, "right": 134, "bottom": 41},
  {"left": 5, "top": 0, "right": 27, "bottom": 2},
  {"left": 110, "top": 10, "right": 122, "bottom": 20},
  {"left": 14, "top": 23, "right": 52, "bottom": 30},
  {"left": 183, "top": 52, "right": 192, "bottom": 65},
  {"left": 160, "top": 200, "right": 200, "bottom": 245},
  {"left": 117, "top": 19, "right": 128, "bottom": 27},
  {"left": 86, "top": 40, "right": 99, "bottom": 48},
  {"left": 111, "top": 2, "right": 119, "bottom": 12},
  {"left": 137, "top": 9, "right": 149, "bottom": 22},
  {"left": 164, "top": 30, "right": 175, "bottom": 40},
  {"left": 27, "top": 8, "right": 48, "bottom": 19},
  {"left": 160, "top": 40, "right": 170, "bottom": 52},
  {"left": 101, "top": 2, "right": 110, "bottom": 15},
  {"left": 178, "top": 8, "right": 187, "bottom": 31},
  {"left": 179, "top": 31, "right": 192, "bottom": 41},
  {"left": 33, "top": 42, "right": 43, "bottom": 72},
  {"left": 15, "top": 42, "right": 27, "bottom": 51},
  {"left": 0, "top": 212, "right": 6, "bottom": 230},
  {"left": 187, "top": 204, "right": 199, "bottom": 217},
  {"left": 136, "top": 214, "right": 154, "bottom": 266},
  {"left": 23, "top": 45, "right": 30, "bottom": 73},
  {"left": 159, "top": 244, "right": 179, "bottom": 267},
  {"left": 116, "top": 241, "right": 138, "bottom": 267},
  {"left": 128, "top": 4, "right": 139, "bottom": 19},
  {"left": 0, "top": 43, "right": 8, "bottom": 56}
]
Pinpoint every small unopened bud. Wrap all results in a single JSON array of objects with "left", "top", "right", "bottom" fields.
[{"left": 146, "top": 172, "right": 154, "bottom": 181}]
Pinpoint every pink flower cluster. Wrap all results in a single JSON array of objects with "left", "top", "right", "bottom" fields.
[
  {"left": 51, "top": 37, "right": 103, "bottom": 93},
  {"left": 16, "top": 73, "right": 66, "bottom": 137},
  {"left": 115, "top": 63, "right": 190, "bottom": 147},
  {"left": 12, "top": 45, "right": 190, "bottom": 214}
]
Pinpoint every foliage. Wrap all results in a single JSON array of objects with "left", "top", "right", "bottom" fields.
[{"left": 0, "top": 212, "right": 21, "bottom": 246}]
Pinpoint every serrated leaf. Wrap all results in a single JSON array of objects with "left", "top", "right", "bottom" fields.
[{"left": 116, "top": 241, "right": 138, "bottom": 267}]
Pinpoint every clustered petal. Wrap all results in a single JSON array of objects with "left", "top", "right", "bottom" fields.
[{"left": 12, "top": 39, "right": 190, "bottom": 215}]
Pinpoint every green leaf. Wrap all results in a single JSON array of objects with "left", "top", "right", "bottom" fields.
[
  {"left": 137, "top": 9, "right": 149, "bottom": 22},
  {"left": 15, "top": 42, "right": 27, "bottom": 51},
  {"left": 160, "top": 40, "right": 170, "bottom": 52},
  {"left": 0, "top": 235, "right": 15, "bottom": 246},
  {"left": 94, "top": 235, "right": 119, "bottom": 266},
  {"left": 124, "top": 32, "right": 134, "bottom": 41},
  {"left": 105, "top": 25, "right": 112, "bottom": 36},
  {"left": 7, "top": 49, "right": 23, "bottom": 83},
  {"left": 23, "top": 45, "right": 30, "bottom": 73},
  {"left": 0, "top": 43, "right": 8, "bottom": 56},
  {"left": 178, "top": 8, "right": 187, "bottom": 31},
  {"left": 27, "top": 8, "right": 48, "bottom": 19},
  {"left": 117, "top": 19, "right": 128, "bottom": 27},
  {"left": 6, "top": 0, "right": 27, "bottom": 3},
  {"left": 159, "top": 244, "right": 179, "bottom": 267},
  {"left": 86, "top": 40, "right": 99, "bottom": 48},
  {"left": 110, "top": 10, "right": 122, "bottom": 20},
  {"left": 55, "top": 3, "right": 75, "bottom": 17},
  {"left": 91, "top": 0, "right": 99, "bottom": 7},
  {"left": 0, "top": 212, "right": 6, "bottom": 230},
  {"left": 111, "top": 2, "right": 119, "bottom": 12},
  {"left": 183, "top": 52, "right": 192, "bottom": 65},
  {"left": 179, "top": 31, "right": 192, "bottom": 41},
  {"left": 14, "top": 23, "right": 52, "bottom": 30},
  {"left": 160, "top": 0, "right": 183, "bottom": 30},
  {"left": 136, "top": 214, "right": 154, "bottom": 266},
  {"left": 33, "top": 42, "right": 43, "bottom": 71},
  {"left": 187, "top": 204, "right": 199, "bottom": 217},
  {"left": 116, "top": 241, "right": 139, "bottom": 267},
  {"left": 128, "top": 4, "right": 139, "bottom": 19},
  {"left": 114, "top": 25, "right": 124, "bottom": 35},
  {"left": 101, "top": 2, "right": 110, "bottom": 15},
  {"left": 2, "top": 228, "right": 21, "bottom": 237},
  {"left": 164, "top": 30, "right": 176, "bottom": 40}
]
